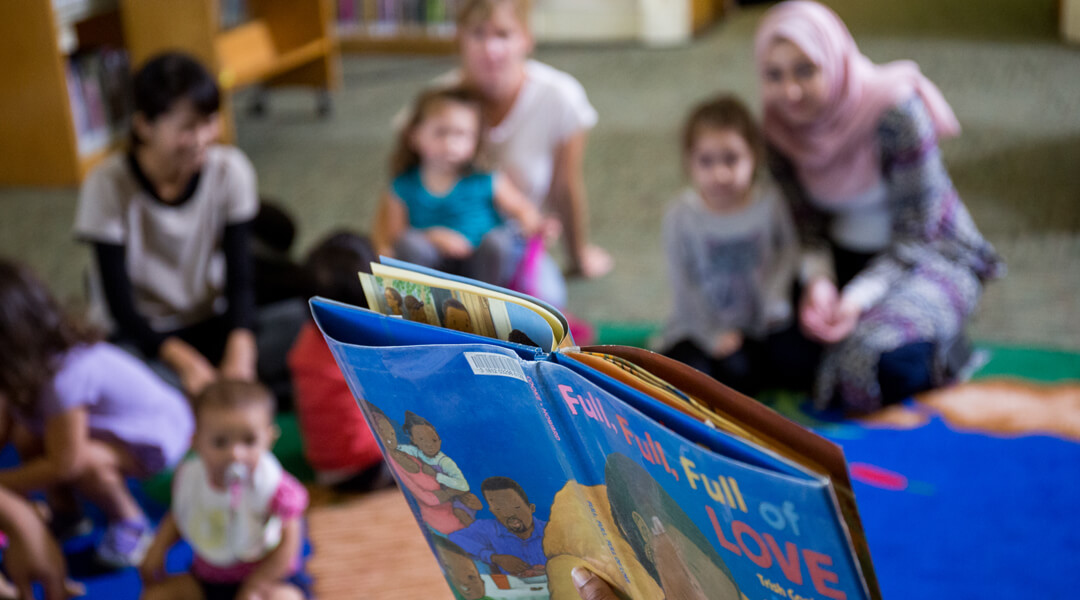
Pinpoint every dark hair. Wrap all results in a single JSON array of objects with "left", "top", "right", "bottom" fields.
[
  {"left": 433, "top": 535, "right": 472, "bottom": 561},
  {"left": 682, "top": 94, "right": 764, "bottom": 174},
  {"left": 480, "top": 476, "right": 529, "bottom": 505},
  {"left": 191, "top": 379, "right": 274, "bottom": 422},
  {"left": 304, "top": 230, "right": 377, "bottom": 307},
  {"left": 403, "top": 410, "right": 436, "bottom": 436},
  {"left": 131, "top": 52, "right": 220, "bottom": 145},
  {"left": 386, "top": 287, "right": 403, "bottom": 303},
  {"left": 443, "top": 298, "right": 467, "bottom": 313},
  {"left": 404, "top": 295, "right": 424, "bottom": 311},
  {"left": 0, "top": 260, "right": 101, "bottom": 414},
  {"left": 365, "top": 401, "right": 392, "bottom": 427},
  {"left": 390, "top": 86, "right": 488, "bottom": 178},
  {"left": 507, "top": 329, "right": 540, "bottom": 348}
]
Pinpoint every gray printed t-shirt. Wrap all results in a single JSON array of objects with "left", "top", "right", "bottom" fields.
[
  {"left": 74, "top": 145, "right": 258, "bottom": 332},
  {"left": 659, "top": 183, "right": 798, "bottom": 352}
]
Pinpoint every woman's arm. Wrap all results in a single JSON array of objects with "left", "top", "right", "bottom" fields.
[
  {"left": 372, "top": 190, "right": 408, "bottom": 257},
  {"left": 493, "top": 174, "right": 551, "bottom": 239},
  {"left": 96, "top": 243, "right": 218, "bottom": 394},
  {"left": 0, "top": 408, "right": 88, "bottom": 493},
  {"left": 549, "top": 131, "right": 612, "bottom": 278},
  {"left": 220, "top": 220, "right": 257, "bottom": 381},
  {"left": 840, "top": 96, "right": 949, "bottom": 312},
  {"left": 94, "top": 243, "right": 168, "bottom": 356}
]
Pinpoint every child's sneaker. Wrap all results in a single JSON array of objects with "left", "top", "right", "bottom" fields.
[
  {"left": 95, "top": 518, "right": 153, "bottom": 569},
  {"left": 49, "top": 510, "right": 94, "bottom": 541}
]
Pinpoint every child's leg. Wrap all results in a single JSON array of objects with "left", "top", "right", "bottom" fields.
[
  {"left": 141, "top": 574, "right": 205, "bottom": 600},
  {"left": 72, "top": 440, "right": 144, "bottom": 523},
  {"left": 394, "top": 229, "right": 444, "bottom": 270}
]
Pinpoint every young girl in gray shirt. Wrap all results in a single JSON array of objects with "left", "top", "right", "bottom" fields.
[{"left": 658, "top": 95, "right": 797, "bottom": 396}]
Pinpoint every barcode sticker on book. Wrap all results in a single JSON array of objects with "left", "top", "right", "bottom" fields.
[{"left": 465, "top": 352, "right": 526, "bottom": 382}]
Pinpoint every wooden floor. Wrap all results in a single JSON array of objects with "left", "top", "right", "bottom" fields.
[{"left": 307, "top": 486, "right": 455, "bottom": 600}]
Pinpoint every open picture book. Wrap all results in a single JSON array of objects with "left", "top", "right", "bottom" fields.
[{"left": 312, "top": 258, "right": 881, "bottom": 600}]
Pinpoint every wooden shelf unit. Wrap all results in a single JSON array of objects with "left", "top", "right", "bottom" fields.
[
  {"left": 0, "top": 0, "right": 340, "bottom": 187},
  {"left": 337, "top": 29, "right": 456, "bottom": 54},
  {"left": 121, "top": 0, "right": 342, "bottom": 144},
  {"left": 0, "top": 2, "right": 126, "bottom": 186}
]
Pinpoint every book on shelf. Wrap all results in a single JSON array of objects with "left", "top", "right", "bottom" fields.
[
  {"left": 220, "top": 0, "right": 249, "bottom": 30},
  {"left": 52, "top": 0, "right": 118, "bottom": 27},
  {"left": 64, "top": 47, "right": 132, "bottom": 156},
  {"left": 336, "top": 0, "right": 457, "bottom": 37},
  {"left": 311, "top": 258, "right": 881, "bottom": 600}
]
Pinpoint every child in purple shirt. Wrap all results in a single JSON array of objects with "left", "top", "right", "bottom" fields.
[{"left": 0, "top": 260, "right": 193, "bottom": 568}]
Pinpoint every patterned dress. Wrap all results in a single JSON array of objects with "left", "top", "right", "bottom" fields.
[{"left": 771, "top": 95, "right": 1005, "bottom": 412}]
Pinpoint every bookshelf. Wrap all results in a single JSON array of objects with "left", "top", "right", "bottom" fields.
[
  {"left": 0, "top": 0, "right": 340, "bottom": 187},
  {"left": 331, "top": 0, "right": 731, "bottom": 52},
  {"left": 335, "top": 0, "right": 458, "bottom": 54},
  {"left": 121, "top": 0, "right": 342, "bottom": 144},
  {"left": 0, "top": 1, "right": 128, "bottom": 186}
]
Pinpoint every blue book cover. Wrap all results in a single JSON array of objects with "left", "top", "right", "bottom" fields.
[{"left": 313, "top": 268, "right": 878, "bottom": 600}]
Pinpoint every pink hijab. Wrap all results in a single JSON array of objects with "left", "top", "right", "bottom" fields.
[{"left": 754, "top": 1, "right": 960, "bottom": 203}]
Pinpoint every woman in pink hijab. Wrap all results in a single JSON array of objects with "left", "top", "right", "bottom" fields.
[{"left": 754, "top": 1, "right": 1003, "bottom": 412}]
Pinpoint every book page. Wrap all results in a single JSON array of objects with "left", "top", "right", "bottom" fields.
[
  {"left": 371, "top": 262, "right": 566, "bottom": 344},
  {"left": 360, "top": 272, "right": 558, "bottom": 352}
]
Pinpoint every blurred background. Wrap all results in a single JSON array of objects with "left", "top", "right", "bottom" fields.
[{"left": 0, "top": 0, "right": 1077, "bottom": 350}]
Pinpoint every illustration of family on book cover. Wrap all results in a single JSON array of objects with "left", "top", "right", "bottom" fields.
[{"left": 312, "top": 259, "right": 881, "bottom": 600}]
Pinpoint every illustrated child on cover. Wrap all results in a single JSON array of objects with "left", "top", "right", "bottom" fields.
[
  {"left": 450, "top": 476, "right": 547, "bottom": 579},
  {"left": 0, "top": 260, "right": 193, "bottom": 569},
  {"left": 434, "top": 536, "right": 494, "bottom": 600},
  {"left": 288, "top": 231, "right": 391, "bottom": 493},
  {"left": 657, "top": 95, "right": 798, "bottom": 395},
  {"left": 140, "top": 380, "right": 310, "bottom": 600},
  {"left": 367, "top": 404, "right": 471, "bottom": 534},
  {"left": 400, "top": 411, "right": 483, "bottom": 525},
  {"left": 372, "top": 86, "right": 556, "bottom": 289}
]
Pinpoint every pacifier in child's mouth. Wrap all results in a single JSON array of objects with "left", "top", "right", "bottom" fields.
[
  {"left": 225, "top": 462, "right": 250, "bottom": 509},
  {"left": 225, "top": 462, "right": 251, "bottom": 555}
]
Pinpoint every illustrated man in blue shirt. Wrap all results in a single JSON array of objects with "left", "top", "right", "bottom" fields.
[{"left": 449, "top": 476, "right": 547, "bottom": 578}]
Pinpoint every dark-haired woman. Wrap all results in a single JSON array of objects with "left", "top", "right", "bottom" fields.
[{"left": 73, "top": 52, "right": 297, "bottom": 399}]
